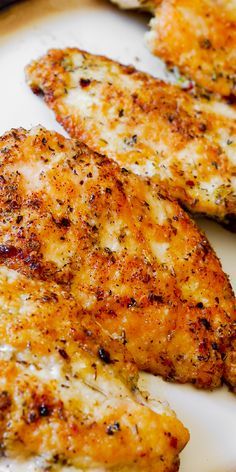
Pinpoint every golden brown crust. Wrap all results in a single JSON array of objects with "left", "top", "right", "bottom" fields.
[
  {"left": 0, "top": 128, "right": 191, "bottom": 470},
  {"left": 147, "top": 0, "right": 236, "bottom": 97},
  {"left": 0, "top": 127, "right": 235, "bottom": 392},
  {"left": 111, "top": 0, "right": 236, "bottom": 97},
  {"left": 0, "top": 265, "right": 189, "bottom": 471},
  {"left": 26, "top": 48, "right": 236, "bottom": 227}
]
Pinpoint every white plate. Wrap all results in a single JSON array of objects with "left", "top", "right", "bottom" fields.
[{"left": 0, "top": 1, "right": 235, "bottom": 471}]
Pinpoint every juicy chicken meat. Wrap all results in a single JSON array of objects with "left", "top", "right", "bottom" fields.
[
  {"left": 110, "top": 0, "right": 236, "bottom": 99},
  {"left": 26, "top": 49, "right": 236, "bottom": 229},
  {"left": 0, "top": 127, "right": 235, "bottom": 391},
  {"left": 0, "top": 265, "right": 189, "bottom": 472}
]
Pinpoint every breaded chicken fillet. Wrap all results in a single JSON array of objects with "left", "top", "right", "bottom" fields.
[
  {"left": 0, "top": 127, "right": 235, "bottom": 391},
  {"left": 26, "top": 49, "right": 236, "bottom": 229},
  {"left": 0, "top": 264, "right": 189, "bottom": 471},
  {"left": 147, "top": 0, "right": 236, "bottom": 99},
  {"left": 110, "top": 0, "right": 236, "bottom": 99}
]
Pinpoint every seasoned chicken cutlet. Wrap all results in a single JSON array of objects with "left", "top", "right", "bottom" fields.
[
  {"left": 110, "top": 0, "right": 236, "bottom": 99},
  {"left": 0, "top": 265, "right": 189, "bottom": 472},
  {"left": 0, "top": 127, "right": 235, "bottom": 391},
  {"left": 146, "top": 0, "right": 236, "bottom": 99},
  {"left": 26, "top": 49, "right": 236, "bottom": 229}
]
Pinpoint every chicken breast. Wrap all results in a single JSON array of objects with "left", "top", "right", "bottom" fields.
[
  {"left": 0, "top": 260, "right": 189, "bottom": 469},
  {"left": 0, "top": 126, "right": 235, "bottom": 391},
  {"left": 110, "top": 0, "right": 236, "bottom": 99},
  {"left": 0, "top": 265, "right": 189, "bottom": 472},
  {"left": 26, "top": 48, "right": 236, "bottom": 229},
  {"left": 146, "top": 0, "right": 236, "bottom": 99}
]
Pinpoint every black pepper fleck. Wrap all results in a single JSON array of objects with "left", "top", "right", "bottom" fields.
[
  {"left": 80, "top": 78, "right": 91, "bottom": 88},
  {"left": 199, "top": 123, "right": 207, "bottom": 132},
  {"left": 58, "top": 348, "right": 69, "bottom": 360},
  {"left": 16, "top": 215, "right": 23, "bottom": 224},
  {"left": 106, "top": 422, "right": 120, "bottom": 435},
  {"left": 199, "top": 38, "right": 212, "bottom": 49},
  {"left": 200, "top": 318, "right": 211, "bottom": 330},
  {"left": 148, "top": 293, "right": 163, "bottom": 303},
  {"left": 212, "top": 342, "right": 218, "bottom": 351},
  {"left": 38, "top": 404, "right": 50, "bottom": 417},
  {"left": 57, "top": 217, "right": 71, "bottom": 228},
  {"left": 98, "top": 348, "right": 111, "bottom": 364},
  {"left": 127, "top": 297, "right": 137, "bottom": 308},
  {"left": 196, "top": 302, "right": 204, "bottom": 309}
]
